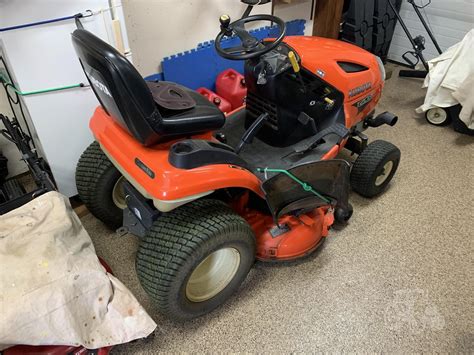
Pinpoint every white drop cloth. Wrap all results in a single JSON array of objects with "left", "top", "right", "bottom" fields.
[
  {"left": 416, "top": 29, "right": 474, "bottom": 129},
  {"left": 0, "top": 191, "right": 156, "bottom": 350}
]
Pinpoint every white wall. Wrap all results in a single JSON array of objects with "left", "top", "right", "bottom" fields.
[
  {"left": 122, "top": 0, "right": 271, "bottom": 76},
  {"left": 0, "top": 0, "right": 130, "bottom": 196},
  {"left": 121, "top": 0, "right": 313, "bottom": 77},
  {"left": 273, "top": 0, "right": 314, "bottom": 36},
  {"left": 388, "top": 0, "right": 474, "bottom": 63}
]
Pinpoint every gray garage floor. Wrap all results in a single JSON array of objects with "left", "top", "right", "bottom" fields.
[{"left": 81, "top": 64, "right": 474, "bottom": 353}]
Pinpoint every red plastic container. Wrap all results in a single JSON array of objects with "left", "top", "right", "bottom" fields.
[
  {"left": 196, "top": 87, "right": 232, "bottom": 113},
  {"left": 216, "top": 68, "right": 247, "bottom": 110}
]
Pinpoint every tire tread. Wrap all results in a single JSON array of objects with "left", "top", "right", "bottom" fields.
[
  {"left": 350, "top": 140, "right": 400, "bottom": 197},
  {"left": 76, "top": 141, "right": 122, "bottom": 228},
  {"left": 136, "top": 199, "right": 255, "bottom": 319}
]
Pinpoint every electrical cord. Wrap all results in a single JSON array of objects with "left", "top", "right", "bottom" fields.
[{"left": 0, "top": 77, "right": 89, "bottom": 97}]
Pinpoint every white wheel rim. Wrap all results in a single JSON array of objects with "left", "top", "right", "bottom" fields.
[
  {"left": 186, "top": 247, "right": 241, "bottom": 303},
  {"left": 375, "top": 161, "right": 394, "bottom": 186},
  {"left": 426, "top": 108, "right": 448, "bottom": 125},
  {"left": 112, "top": 176, "right": 127, "bottom": 209}
]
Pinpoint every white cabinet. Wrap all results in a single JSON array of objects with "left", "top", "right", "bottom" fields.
[{"left": 0, "top": 0, "right": 129, "bottom": 196}]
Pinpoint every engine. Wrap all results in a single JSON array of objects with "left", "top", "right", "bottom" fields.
[{"left": 244, "top": 37, "right": 384, "bottom": 148}]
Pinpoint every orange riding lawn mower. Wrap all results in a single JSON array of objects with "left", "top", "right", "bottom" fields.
[{"left": 73, "top": 0, "right": 400, "bottom": 320}]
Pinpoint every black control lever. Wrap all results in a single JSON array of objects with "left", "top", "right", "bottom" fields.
[
  {"left": 219, "top": 14, "right": 233, "bottom": 36},
  {"left": 288, "top": 51, "right": 306, "bottom": 95},
  {"left": 235, "top": 113, "right": 269, "bottom": 154}
]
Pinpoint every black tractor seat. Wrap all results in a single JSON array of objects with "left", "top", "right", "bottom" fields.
[
  {"left": 146, "top": 81, "right": 226, "bottom": 137},
  {"left": 71, "top": 29, "right": 224, "bottom": 146}
]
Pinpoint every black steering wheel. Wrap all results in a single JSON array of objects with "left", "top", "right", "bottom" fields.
[{"left": 215, "top": 14, "right": 286, "bottom": 60}]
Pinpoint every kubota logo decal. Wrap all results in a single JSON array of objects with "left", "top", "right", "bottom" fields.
[
  {"left": 88, "top": 74, "right": 112, "bottom": 98},
  {"left": 349, "top": 82, "right": 372, "bottom": 97}
]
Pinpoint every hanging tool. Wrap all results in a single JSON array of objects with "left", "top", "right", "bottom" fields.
[{"left": 388, "top": 0, "right": 443, "bottom": 78}]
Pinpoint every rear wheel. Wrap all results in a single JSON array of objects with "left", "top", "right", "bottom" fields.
[
  {"left": 350, "top": 140, "right": 400, "bottom": 198},
  {"left": 136, "top": 199, "right": 256, "bottom": 320},
  {"left": 76, "top": 141, "right": 124, "bottom": 229}
]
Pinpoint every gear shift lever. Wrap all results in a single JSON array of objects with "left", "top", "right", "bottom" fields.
[{"left": 219, "top": 14, "right": 232, "bottom": 36}]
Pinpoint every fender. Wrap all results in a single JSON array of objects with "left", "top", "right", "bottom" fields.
[{"left": 90, "top": 107, "right": 264, "bottom": 211}]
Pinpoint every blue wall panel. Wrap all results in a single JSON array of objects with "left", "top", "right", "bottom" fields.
[{"left": 145, "top": 20, "right": 305, "bottom": 90}]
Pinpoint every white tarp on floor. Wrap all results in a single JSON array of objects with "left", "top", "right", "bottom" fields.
[
  {"left": 416, "top": 29, "right": 474, "bottom": 129},
  {"left": 0, "top": 191, "right": 156, "bottom": 349}
]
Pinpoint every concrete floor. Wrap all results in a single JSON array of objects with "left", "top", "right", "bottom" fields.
[{"left": 81, "top": 64, "right": 474, "bottom": 353}]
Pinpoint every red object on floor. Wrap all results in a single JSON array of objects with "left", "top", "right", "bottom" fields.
[
  {"left": 3, "top": 259, "right": 114, "bottom": 355},
  {"left": 3, "top": 345, "right": 112, "bottom": 355},
  {"left": 216, "top": 68, "right": 247, "bottom": 110},
  {"left": 196, "top": 87, "right": 232, "bottom": 113}
]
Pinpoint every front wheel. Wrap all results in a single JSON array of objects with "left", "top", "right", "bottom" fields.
[
  {"left": 350, "top": 140, "right": 401, "bottom": 198},
  {"left": 136, "top": 199, "right": 256, "bottom": 320}
]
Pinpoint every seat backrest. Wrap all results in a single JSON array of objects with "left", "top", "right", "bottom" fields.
[{"left": 71, "top": 29, "right": 160, "bottom": 145}]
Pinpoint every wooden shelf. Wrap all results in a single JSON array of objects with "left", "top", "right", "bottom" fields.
[{"left": 312, "top": 0, "right": 344, "bottom": 39}]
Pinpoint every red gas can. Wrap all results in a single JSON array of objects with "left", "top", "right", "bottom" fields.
[
  {"left": 216, "top": 68, "right": 247, "bottom": 110},
  {"left": 196, "top": 87, "right": 232, "bottom": 113}
]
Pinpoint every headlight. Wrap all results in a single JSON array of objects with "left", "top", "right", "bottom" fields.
[{"left": 376, "top": 56, "right": 386, "bottom": 81}]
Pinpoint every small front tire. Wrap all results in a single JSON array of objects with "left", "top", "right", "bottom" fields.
[{"left": 350, "top": 140, "right": 400, "bottom": 198}]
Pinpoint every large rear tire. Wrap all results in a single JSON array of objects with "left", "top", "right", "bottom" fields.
[
  {"left": 76, "top": 141, "right": 124, "bottom": 229},
  {"left": 136, "top": 199, "right": 256, "bottom": 320},
  {"left": 350, "top": 140, "right": 400, "bottom": 198}
]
